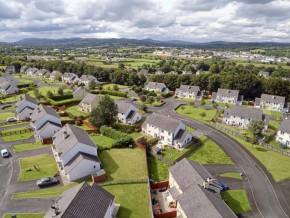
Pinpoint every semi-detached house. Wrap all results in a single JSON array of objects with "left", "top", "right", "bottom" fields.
[
  {"left": 255, "top": 94, "right": 287, "bottom": 112},
  {"left": 116, "top": 101, "right": 142, "bottom": 125},
  {"left": 15, "top": 94, "right": 38, "bottom": 121},
  {"left": 175, "top": 85, "right": 203, "bottom": 100},
  {"left": 211, "top": 88, "right": 243, "bottom": 105}
]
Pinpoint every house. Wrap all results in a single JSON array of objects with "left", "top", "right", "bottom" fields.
[
  {"left": 52, "top": 124, "right": 100, "bottom": 181},
  {"left": 258, "top": 71, "right": 270, "bottom": 77},
  {"left": 276, "top": 118, "right": 290, "bottom": 148},
  {"left": 30, "top": 104, "right": 62, "bottom": 140},
  {"left": 145, "top": 82, "right": 169, "bottom": 94},
  {"left": 5, "top": 66, "right": 15, "bottom": 74},
  {"left": 175, "top": 85, "right": 203, "bottom": 100},
  {"left": 78, "top": 93, "right": 101, "bottom": 113},
  {"left": 20, "top": 66, "right": 28, "bottom": 74},
  {"left": 38, "top": 69, "right": 50, "bottom": 78},
  {"left": 78, "top": 75, "right": 99, "bottom": 86},
  {"left": 0, "top": 80, "right": 19, "bottom": 95},
  {"left": 139, "top": 69, "right": 149, "bottom": 75},
  {"left": 168, "top": 158, "right": 236, "bottom": 218},
  {"left": 15, "top": 94, "right": 38, "bottom": 121},
  {"left": 116, "top": 101, "right": 142, "bottom": 125},
  {"left": 50, "top": 70, "right": 61, "bottom": 80},
  {"left": 223, "top": 106, "right": 267, "bottom": 129},
  {"left": 62, "top": 72, "right": 78, "bottom": 84},
  {"left": 73, "top": 86, "right": 89, "bottom": 99},
  {"left": 255, "top": 94, "right": 287, "bottom": 112},
  {"left": 211, "top": 88, "right": 243, "bottom": 105},
  {"left": 26, "top": 67, "right": 38, "bottom": 76},
  {"left": 45, "top": 182, "right": 116, "bottom": 218},
  {"left": 155, "top": 71, "right": 164, "bottom": 75},
  {"left": 142, "top": 113, "right": 192, "bottom": 148}
]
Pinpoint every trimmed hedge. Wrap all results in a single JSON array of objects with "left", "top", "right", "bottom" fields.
[
  {"left": 112, "top": 123, "right": 135, "bottom": 134},
  {"left": 50, "top": 94, "right": 73, "bottom": 101},
  {"left": 44, "top": 96, "right": 81, "bottom": 106},
  {"left": 17, "top": 83, "right": 36, "bottom": 88},
  {"left": 100, "top": 125, "right": 133, "bottom": 148},
  {"left": 91, "top": 90, "right": 127, "bottom": 98}
]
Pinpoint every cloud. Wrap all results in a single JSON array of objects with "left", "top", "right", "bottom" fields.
[{"left": 0, "top": 0, "right": 289, "bottom": 42}]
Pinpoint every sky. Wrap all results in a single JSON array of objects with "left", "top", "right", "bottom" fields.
[{"left": 0, "top": 0, "right": 289, "bottom": 42}]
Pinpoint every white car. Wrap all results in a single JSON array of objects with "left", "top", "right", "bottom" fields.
[
  {"left": 1, "top": 149, "right": 9, "bottom": 158},
  {"left": 6, "top": 117, "right": 17, "bottom": 122}
]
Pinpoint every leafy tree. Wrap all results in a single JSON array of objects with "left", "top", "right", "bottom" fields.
[
  {"left": 89, "top": 79, "right": 96, "bottom": 90},
  {"left": 249, "top": 120, "right": 264, "bottom": 137},
  {"left": 141, "top": 104, "right": 148, "bottom": 112},
  {"left": 33, "top": 89, "right": 41, "bottom": 100},
  {"left": 89, "top": 95, "right": 118, "bottom": 128},
  {"left": 139, "top": 73, "right": 147, "bottom": 86},
  {"left": 140, "top": 95, "right": 147, "bottom": 102},
  {"left": 57, "top": 87, "right": 64, "bottom": 95},
  {"left": 46, "top": 90, "right": 53, "bottom": 98},
  {"left": 147, "top": 96, "right": 155, "bottom": 104},
  {"left": 113, "top": 84, "right": 119, "bottom": 91}
]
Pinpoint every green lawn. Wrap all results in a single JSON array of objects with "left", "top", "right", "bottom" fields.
[
  {"left": 90, "top": 134, "right": 116, "bottom": 150},
  {"left": 73, "top": 124, "right": 91, "bottom": 130},
  {"left": 0, "top": 112, "right": 15, "bottom": 121},
  {"left": 104, "top": 184, "right": 149, "bottom": 218},
  {"left": 1, "top": 127, "right": 29, "bottom": 134},
  {"left": 19, "top": 79, "right": 35, "bottom": 84},
  {"left": 27, "top": 86, "right": 71, "bottom": 97},
  {"left": 186, "top": 126, "right": 195, "bottom": 133},
  {"left": 147, "top": 155, "right": 169, "bottom": 182},
  {"left": 3, "top": 214, "right": 44, "bottom": 218},
  {"left": 99, "top": 148, "right": 147, "bottom": 182},
  {"left": 100, "top": 94, "right": 124, "bottom": 100},
  {"left": 129, "top": 132, "right": 143, "bottom": 139},
  {"left": 187, "top": 136, "right": 233, "bottom": 165},
  {"left": 66, "top": 105, "right": 89, "bottom": 116},
  {"left": 176, "top": 105, "right": 217, "bottom": 123},
  {"left": 161, "top": 142, "right": 197, "bottom": 162},
  {"left": 268, "top": 120, "right": 281, "bottom": 130},
  {"left": 2, "top": 131, "right": 34, "bottom": 142},
  {"left": 228, "top": 135, "right": 290, "bottom": 182},
  {"left": 220, "top": 172, "right": 242, "bottom": 180},
  {"left": 14, "top": 142, "right": 51, "bottom": 153},
  {"left": 1, "top": 94, "right": 22, "bottom": 103},
  {"left": 102, "top": 83, "right": 130, "bottom": 90},
  {"left": 19, "top": 154, "right": 58, "bottom": 181},
  {"left": 221, "top": 190, "right": 251, "bottom": 215},
  {"left": 263, "top": 110, "right": 283, "bottom": 119},
  {"left": 13, "top": 183, "right": 77, "bottom": 198}
]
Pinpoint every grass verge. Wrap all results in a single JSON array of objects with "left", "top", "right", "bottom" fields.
[
  {"left": 221, "top": 190, "right": 251, "bottom": 215},
  {"left": 219, "top": 172, "right": 242, "bottom": 180},
  {"left": 147, "top": 155, "right": 169, "bottom": 182},
  {"left": 2, "top": 131, "right": 34, "bottom": 142},
  {"left": 3, "top": 214, "right": 44, "bottom": 218},
  {"left": 14, "top": 142, "right": 51, "bottom": 153},
  {"left": 176, "top": 105, "right": 217, "bottom": 123}
]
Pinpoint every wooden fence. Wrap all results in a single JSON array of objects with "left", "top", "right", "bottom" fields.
[
  {"left": 150, "top": 181, "right": 169, "bottom": 190},
  {"left": 154, "top": 211, "right": 177, "bottom": 218},
  {"left": 100, "top": 179, "right": 148, "bottom": 186}
]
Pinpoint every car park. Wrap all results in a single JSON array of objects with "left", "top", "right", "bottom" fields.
[
  {"left": 36, "top": 177, "right": 58, "bottom": 187},
  {"left": 1, "top": 149, "right": 9, "bottom": 158}
]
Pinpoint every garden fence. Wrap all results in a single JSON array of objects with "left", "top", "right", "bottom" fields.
[
  {"left": 149, "top": 152, "right": 174, "bottom": 166},
  {"left": 100, "top": 179, "right": 147, "bottom": 186},
  {"left": 0, "top": 128, "right": 32, "bottom": 137}
]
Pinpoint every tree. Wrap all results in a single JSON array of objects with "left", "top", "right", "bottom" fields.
[
  {"left": 46, "top": 90, "right": 53, "bottom": 98},
  {"left": 57, "top": 87, "right": 64, "bottom": 95},
  {"left": 113, "top": 84, "right": 119, "bottom": 91},
  {"left": 147, "top": 96, "right": 155, "bottom": 105},
  {"left": 33, "top": 89, "right": 41, "bottom": 100},
  {"left": 141, "top": 104, "right": 148, "bottom": 112},
  {"left": 89, "top": 79, "right": 96, "bottom": 90},
  {"left": 89, "top": 95, "right": 118, "bottom": 128},
  {"left": 249, "top": 120, "right": 264, "bottom": 137}
]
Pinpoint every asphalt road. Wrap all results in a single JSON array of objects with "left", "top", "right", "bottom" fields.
[{"left": 151, "top": 99, "right": 290, "bottom": 218}]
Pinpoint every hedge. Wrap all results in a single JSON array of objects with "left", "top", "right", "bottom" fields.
[
  {"left": 112, "top": 123, "right": 135, "bottom": 134},
  {"left": 100, "top": 125, "right": 133, "bottom": 148},
  {"left": 17, "top": 83, "right": 36, "bottom": 88},
  {"left": 44, "top": 96, "right": 81, "bottom": 106},
  {"left": 100, "top": 90, "right": 127, "bottom": 98},
  {"left": 50, "top": 94, "right": 73, "bottom": 101}
]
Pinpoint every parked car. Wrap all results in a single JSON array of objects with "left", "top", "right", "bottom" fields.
[
  {"left": 1, "top": 149, "right": 9, "bottom": 158},
  {"left": 36, "top": 177, "right": 58, "bottom": 187},
  {"left": 6, "top": 117, "right": 17, "bottom": 122},
  {"left": 218, "top": 182, "right": 229, "bottom": 191}
]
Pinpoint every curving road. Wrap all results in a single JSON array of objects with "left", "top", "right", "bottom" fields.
[{"left": 148, "top": 99, "right": 290, "bottom": 218}]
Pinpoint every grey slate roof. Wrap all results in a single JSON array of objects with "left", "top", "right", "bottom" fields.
[
  {"left": 224, "top": 106, "right": 263, "bottom": 121},
  {"left": 63, "top": 72, "right": 78, "bottom": 79},
  {"left": 279, "top": 119, "right": 290, "bottom": 134},
  {"left": 216, "top": 88, "right": 240, "bottom": 98},
  {"left": 142, "top": 112, "right": 181, "bottom": 133},
  {"left": 146, "top": 82, "right": 166, "bottom": 90},
  {"left": 80, "top": 74, "right": 97, "bottom": 81},
  {"left": 53, "top": 124, "right": 97, "bottom": 156},
  {"left": 0, "top": 80, "right": 17, "bottom": 91},
  {"left": 79, "top": 93, "right": 101, "bottom": 105},
  {"left": 116, "top": 101, "right": 135, "bottom": 114},
  {"left": 260, "top": 94, "right": 285, "bottom": 105},
  {"left": 177, "top": 85, "right": 200, "bottom": 94},
  {"left": 64, "top": 152, "right": 100, "bottom": 173},
  {"left": 19, "top": 94, "right": 37, "bottom": 105},
  {"left": 30, "top": 104, "right": 60, "bottom": 122},
  {"left": 174, "top": 129, "right": 189, "bottom": 142},
  {"left": 170, "top": 159, "right": 236, "bottom": 218},
  {"left": 45, "top": 182, "right": 114, "bottom": 218}
]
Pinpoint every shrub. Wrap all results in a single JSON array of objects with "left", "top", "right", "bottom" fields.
[
  {"left": 139, "top": 95, "right": 147, "bottom": 102},
  {"left": 148, "top": 138, "right": 159, "bottom": 146},
  {"left": 50, "top": 94, "right": 73, "bottom": 101},
  {"left": 112, "top": 136, "right": 133, "bottom": 148},
  {"left": 147, "top": 91, "right": 157, "bottom": 97},
  {"left": 161, "top": 92, "right": 172, "bottom": 98},
  {"left": 75, "top": 120, "right": 82, "bottom": 126},
  {"left": 113, "top": 123, "right": 135, "bottom": 133},
  {"left": 100, "top": 125, "right": 133, "bottom": 147}
]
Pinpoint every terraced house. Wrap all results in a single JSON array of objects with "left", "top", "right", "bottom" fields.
[
  {"left": 175, "top": 85, "right": 203, "bottom": 100},
  {"left": 142, "top": 113, "right": 192, "bottom": 149},
  {"left": 211, "top": 88, "right": 243, "bottom": 105},
  {"left": 15, "top": 94, "right": 38, "bottom": 121},
  {"left": 255, "top": 94, "right": 287, "bottom": 112},
  {"left": 276, "top": 118, "right": 290, "bottom": 148}
]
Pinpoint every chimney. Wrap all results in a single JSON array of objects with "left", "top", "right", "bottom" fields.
[
  {"left": 37, "top": 107, "right": 41, "bottom": 113},
  {"left": 63, "top": 131, "right": 68, "bottom": 140}
]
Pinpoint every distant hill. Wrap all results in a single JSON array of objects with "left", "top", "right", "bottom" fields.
[{"left": 7, "top": 37, "right": 290, "bottom": 48}]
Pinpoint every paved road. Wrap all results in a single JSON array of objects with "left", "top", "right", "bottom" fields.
[{"left": 153, "top": 99, "right": 290, "bottom": 218}]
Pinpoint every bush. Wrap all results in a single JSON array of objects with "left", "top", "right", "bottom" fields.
[
  {"left": 100, "top": 90, "right": 127, "bottom": 98},
  {"left": 44, "top": 96, "right": 81, "bottom": 106},
  {"left": 148, "top": 138, "right": 159, "bottom": 146},
  {"left": 161, "top": 92, "right": 172, "bottom": 98},
  {"left": 50, "top": 94, "right": 73, "bottom": 101},
  {"left": 147, "top": 91, "right": 157, "bottom": 97},
  {"left": 17, "top": 83, "right": 36, "bottom": 88},
  {"left": 113, "top": 123, "right": 135, "bottom": 133},
  {"left": 100, "top": 126, "right": 133, "bottom": 148},
  {"left": 75, "top": 120, "right": 82, "bottom": 126},
  {"left": 112, "top": 136, "right": 133, "bottom": 148},
  {"left": 139, "top": 95, "right": 147, "bottom": 102}
]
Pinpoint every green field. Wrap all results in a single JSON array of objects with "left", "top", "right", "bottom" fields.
[
  {"left": 0, "top": 112, "right": 15, "bottom": 121},
  {"left": 104, "top": 183, "right": 150, "bottom": 218},
  {"left": 89, "top": 134, "right": 116, "bottom": 150},
  {"left": 102, "top": 83, "right": 130, "bottom": 90},
  {"left": 176, "top": 106, "right": 217, "bottom": 123},
  {"left": 14, "top": 142, "right": 51, "bottom": 153},
  {"left": 99, "top": 148, "right": 147, "bottom": 182},
  {"left": 2, "top": 131, "right": 34, "bottom": 142},
  {"left": 3, "top": 214, "right": 44, "bottom": 218},
  {"left": 19, "top": 154, "right": 58, "bottom": 181},
  {"left": 221, "top": 190, "right": 251, "bottom": 215},
  {"left": 187, "top": 136, "right": 233, "bottom": 165},
  {"left": 66, "top": 105, "right": 89, "bottom": 116},
  {"left": 147, "top": 155, "right": 169, "bottom": 182}
]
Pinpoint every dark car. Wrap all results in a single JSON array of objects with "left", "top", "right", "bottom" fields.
[
  {"left": 37, "top": 177, "right": 58, "bottom": 187},
  {"left": 218, "top": 182, "right": 229, "bottom": 191}
]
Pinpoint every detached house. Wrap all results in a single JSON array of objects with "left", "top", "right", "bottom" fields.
[
  {"left": 145, "top": 82, "right": 169, "bottom": 94},
  {"left": 73, "top": 86, "right": 89, "bottom": 99},
  {"left": 15, "top": 94, "right": 38, "bottom": 121},
  {"left": 255, "top": 94, "right": 287, "bottom": 112},
  {"left": 38, "top": 69, "right": 50, "bottom": 78},
  {"left": 26, "top": 67, "right": 38, "bottom": 76},
  {"left": 78, "top": 75, "right": 99, "bottom": 86},
  {"left": 276, "top": 119, "right": 290, "bottom": 148},
  {"left": 116, "top": 101, "right": 142, "bottom": 125},
  {"left": 50, "top": 70, "right": 61, "bottom": 81},
  {"left": 52, "top": 124, "right": 101, "bottom": 181},
  {"left": 78, "top": 93, "right": 101, "bottom": 113},
  {"left": 175, "top": 85, "right": 203, "bottom": 100},
  {"left": 211, "top": 88, "right": 243, "bottom": 105},
  {"left": 30, "top": 104, "right": 62, "bottom": 140},
  {"left": 62, "top": 72, "right": 78, "bottom": 84},
  {"left": 5, "top": 66, "right": 15, "bottom": 74},
  {"left": 223, "top": 106, "right": 266, "bottom": 129},
  {"left": 20, "top": 66, "right": 28, "bottom": 74},
  {"left": 168, "top": 158, "right": 236, "bottom": 218},
  {"left": 45, "top": 182, "right": 116, "bottom": 218},
  {"left": 0, "top": 80, "right": 19, "bottom": 95},
  {"left": 142, "top": 113, "right": 192, "bottom": 148}
]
